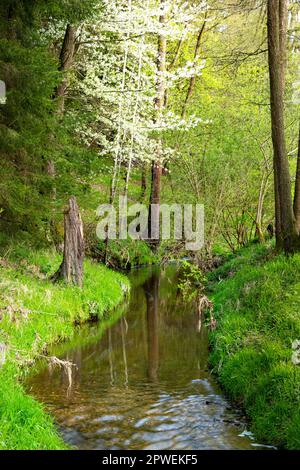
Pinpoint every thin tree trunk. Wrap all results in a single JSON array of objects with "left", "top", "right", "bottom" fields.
[
  {"left": 267, "top": 0, "right": 298, "bottom": 252},
  {"left": 124, "top": 12, "right": 146, "bottom": 198},
  {"left": 181, "top": 16, "right": 206, "bottom": 119},
  {"left": 110, "top": 0, "right": 132, "bottom": 203},
  {"left": 255, "top": 171, "right": 270, "bottom": 243},
  {"left": 105, "top": 1, "right": 132, "bottom": 264},
  {"left": 293, "top": 123, "right": 300, "bottom": 233},
  {"left": 169, "top": 34, "right": 184, "bottom": 70},
  {"left": 255, "top": 204, "right": 265, "bottom": 243},
  {"left": 52, "top": 196, "right": 84, "bottom": 287},
  {"left": 164, "top": 31, "right": 185, "bottom": 107},
  {"left": 148, "top": 0, "right": 167, "bottom": 249}
]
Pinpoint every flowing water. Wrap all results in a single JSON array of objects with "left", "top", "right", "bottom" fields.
[{"left": 25, "top": 265, "right": 263, "bottom": 450}]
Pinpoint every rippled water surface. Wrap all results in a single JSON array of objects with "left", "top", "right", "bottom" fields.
[{"left": 26, "top": 265, "right": 261, "bottom": 450}]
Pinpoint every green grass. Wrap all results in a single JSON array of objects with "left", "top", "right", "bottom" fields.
[
  {"left": 208, "top": 242, "right": 300, "bottom": 449},
  {"left": 0, "top": 245, "right": 129, "bottom": 450}
]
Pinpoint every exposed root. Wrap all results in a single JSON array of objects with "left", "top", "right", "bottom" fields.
[
  {"left": 197, "top": 294, "right": 217, "bottom": 331},
  {"left": 48, "top": 356, "right": 77, "bottom": 389}
]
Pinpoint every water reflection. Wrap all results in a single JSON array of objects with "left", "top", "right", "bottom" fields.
[
  {"left": 25, "top": 265, "right": 259, "bottom": 450},
  {"left": 144, "top": 271, "right": 160, "bottom": 381}
]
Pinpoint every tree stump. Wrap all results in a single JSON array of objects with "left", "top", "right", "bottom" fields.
[{"left": 52, "top": 196, "right": 84, "bottom": 287}]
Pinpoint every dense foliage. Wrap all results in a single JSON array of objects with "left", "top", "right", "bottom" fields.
[{"left": 1, "top": 1, "right": 299, "bottom": 257}]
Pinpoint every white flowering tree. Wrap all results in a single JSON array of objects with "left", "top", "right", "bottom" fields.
[{"left": 41, "top": 1, "right": 210, "bottom": 204}]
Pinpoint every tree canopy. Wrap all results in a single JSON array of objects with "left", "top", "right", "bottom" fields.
[{"left": 1, "top": 0, "right": 300, "bottom": 257}]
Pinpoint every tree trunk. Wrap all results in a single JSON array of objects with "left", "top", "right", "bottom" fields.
[
  {"left": 181, "top": 16, "right": 206, "bottom": 119},
  {"left": 267, "top": 0, "right": 298, "bottom": 253},
  {"left": 54, "top": 24, "right": 77, "bottom": 114},
  {"left": 148, "top": 160, "right": 162, "bottom": 247},
  {"left": 274, "top": 168, "right": 284, "bottom": 249},
  {"left": 148, "top": 0, "right": 167, "bottom": 249},
  {"left": 48, "top": 25, "right": 78, "bottom": 247},
  {"left": 164, "top": 32, "right": 185, "bottom": 107},
  {"left": 255, "top": 171, "right": 269, "bottom": 243},
  {"left": 293, "top": 123, "right": 300, "bottom": 233},
  {"left": 52, "top": 196, "right": 84, "bottom": 287}
]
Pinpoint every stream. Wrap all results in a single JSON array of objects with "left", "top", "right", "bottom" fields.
[{"left": 25, "top": 265, "right": 264, "bottom": 450}]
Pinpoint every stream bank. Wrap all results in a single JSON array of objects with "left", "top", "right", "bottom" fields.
[
  {"left": 0, "top": 247, "right": 129, "bottom": 450},
  {"left": 208, "top": 243, "right": 300, "bottom": 449},
  {"left": 25, "top": 264, "right": 266, "bottom": 450}
]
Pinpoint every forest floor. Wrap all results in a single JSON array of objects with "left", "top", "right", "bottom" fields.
[
  {"left": 0, "top": 245, "right": 129, "bottom": 450},
  {"left": 208, "top": 243, "right": 300, "bottom": 450}
]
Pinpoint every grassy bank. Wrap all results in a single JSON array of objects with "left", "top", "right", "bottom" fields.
[
  {"left": 0, "top": 246, "right": 129, "bottom": 450},
  {"left": 208, "top": 243, "right": 300, "bottom": 449}
]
